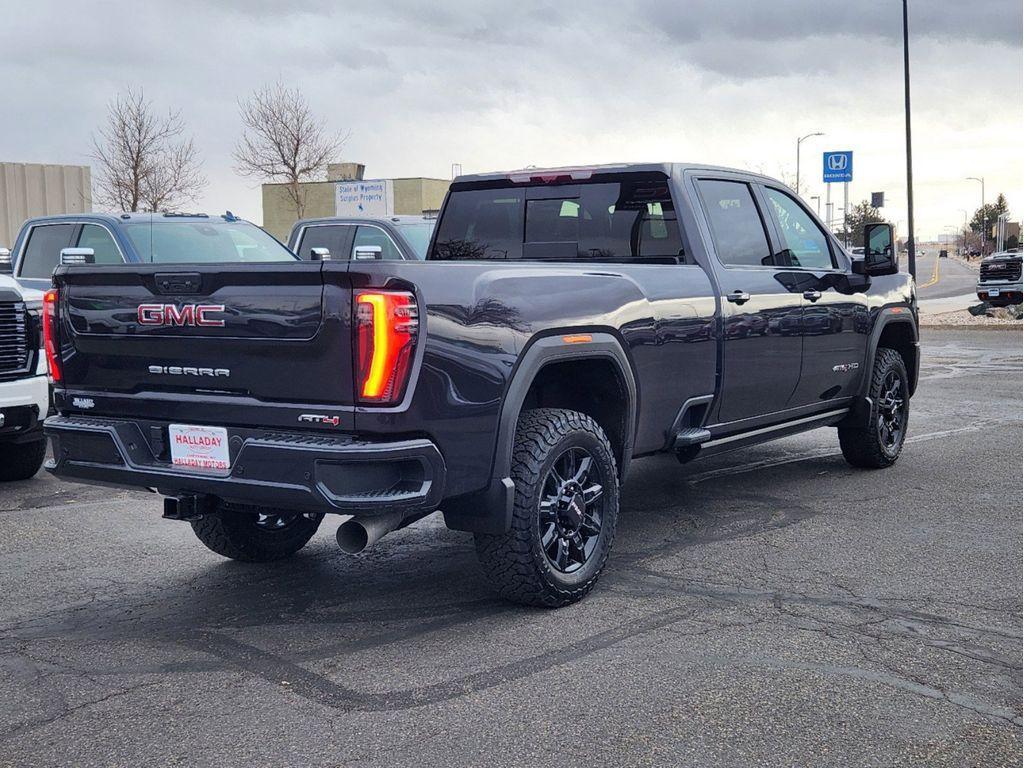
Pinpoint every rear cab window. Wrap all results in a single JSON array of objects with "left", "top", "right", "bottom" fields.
[{"left": 430, "top": 173, "right": 684, "bottom": 263}]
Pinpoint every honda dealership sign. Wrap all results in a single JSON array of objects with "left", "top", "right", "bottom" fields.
[
  {"left": 336, "top": 179, "right": 394, "bottom": 217},
  {"left": 822, "top": 151, "right": 853, "bottom": 183}
]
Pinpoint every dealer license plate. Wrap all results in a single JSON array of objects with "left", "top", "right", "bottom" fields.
[
  {"left": 988, "top": 289, "right": 1000, "bottom": 298},
  {"left": 168, "top": 424, "right": 230, "bottom": 473}
]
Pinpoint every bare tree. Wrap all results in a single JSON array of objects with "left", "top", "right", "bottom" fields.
[
  {"left": 91, "top": 88, "right": 206, "bottom": 212},
  {"left": 233, "top": 83, "right": 347, "bottom": 218}
]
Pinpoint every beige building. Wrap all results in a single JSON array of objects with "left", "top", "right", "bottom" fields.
[
  {"left": 261, "top": 163, "right": 450, "bottom": 242},
  {"left": 0, "top": 162, "right": 92, "bottom": 247}
]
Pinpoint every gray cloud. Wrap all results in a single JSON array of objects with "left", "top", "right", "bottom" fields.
[{"left": 0, "top": 0, "right": 1020, "bottom": 240}]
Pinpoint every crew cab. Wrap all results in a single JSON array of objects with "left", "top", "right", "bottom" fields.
[
  {"left": 43, "top": 163, "right": 919, "bottom": 607},
  {"left": 976, "top": 249, "right": 1022, "bottom": 306},
  {"left": 7, "top": 212, "right": 297, "bottom": 292},
  {"left": 0, "top": 271, "right": 48, "bottom": 481},
  {"left": 288, "top": 215, "right": 436, "bottom": 261}
]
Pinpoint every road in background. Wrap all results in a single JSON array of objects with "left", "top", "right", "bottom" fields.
[
  {"left": 915, "top": 252, "right": 979, "bottom": 301},
  {"left": 0, "top": 329, "right": 1021, "bottom": 767}
]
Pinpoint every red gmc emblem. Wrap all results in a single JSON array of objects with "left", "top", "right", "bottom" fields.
[{"left": 137, "top": 303, "right": 226, "bottom": 327}]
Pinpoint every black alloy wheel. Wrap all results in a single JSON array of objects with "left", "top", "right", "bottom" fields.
[
  {"left": 539, "top": 446, "right": 605, "bottom": 574},
  {"left": 876, "top": 369, "right": 907, "bottom": 451}
]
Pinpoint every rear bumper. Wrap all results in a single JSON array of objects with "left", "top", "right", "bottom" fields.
[
  {"left": 44, "top": 415, "right": 446, "bottom": 516},
  {"left": 976, "top": 281, "right": 1023, "bottom": 304}
]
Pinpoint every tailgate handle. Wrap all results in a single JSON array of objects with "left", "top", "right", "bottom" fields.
[{"left": 154, "top": 273, "right": 203, "bottom": 295}]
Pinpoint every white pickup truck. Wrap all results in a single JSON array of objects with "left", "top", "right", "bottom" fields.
[{"left": 0, "top": 257, "right": 49, "bottom": 481}]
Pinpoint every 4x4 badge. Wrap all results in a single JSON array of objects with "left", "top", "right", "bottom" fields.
[{"left": 298, "top": 414, "right": 341, "bottom": 427}]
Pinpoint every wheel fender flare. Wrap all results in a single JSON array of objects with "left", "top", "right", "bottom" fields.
[
  {"left": 859, "top": 309, "right": 919, "bottom": 399},
  {"left": 442, "top": 331, "right": 638, "bottom": 535}
]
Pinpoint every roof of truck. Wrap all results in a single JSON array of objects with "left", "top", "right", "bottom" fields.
[
  {"left": 19, "top": 211, "right": 251, "bottom": 228},
  {"left": 453, "top": 162, "right": 777, "bottom": 185}
]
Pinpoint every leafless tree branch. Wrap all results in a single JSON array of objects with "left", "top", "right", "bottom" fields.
[
  {"left": 232, "top": 82, "right": 348, "bottom": 218},
  {"left": 90, "top": 88, "right": 206, "bottom": 212}
]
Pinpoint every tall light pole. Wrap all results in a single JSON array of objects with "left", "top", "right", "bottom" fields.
[
  {"left": 903, "top": 0, "right": 916, "bottom": 279},
  {"left": 960, "top": 209, "right": 969, "bottom": 255},
  {"left": 967, "top": 176, "right": 985, "bottom": 252},
  {"left": 796, "top": 132, "right": 824, "bottom": 197},
  {"left": 811, "top": 195, "right": 821, "bottom": 217}
]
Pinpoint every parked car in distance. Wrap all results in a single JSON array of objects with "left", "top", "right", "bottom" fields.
[
  {"left": 976, "top": 249, "right": 1023, "bottom": 306},
  {"left": 6, "top": 212, "right": 297, "bottom": 292},
  {"left": 0, "top": 273, "right": 47, "bottom": 481},
  {"left": 44, "top": 162, "right": 919, "bottom": 607},
  {"left": 287, "top": 215, "right": 436, "bottom": 261},
  {"left": 939, "top": 249, "right": 948, "bottom": 259}
]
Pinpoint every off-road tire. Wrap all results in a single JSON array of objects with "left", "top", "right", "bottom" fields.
[
  {"left": 190, "top": 506, "right": 323, "bottom": 562},
  {"left": 474, "top": 408, "right": 618, "bottom": 608},
  {"left": 0, "top": 438, "right": 46, "bottom": 482},
  {"left": 839, "top": 347, "right": 909, "bottom": 469}
]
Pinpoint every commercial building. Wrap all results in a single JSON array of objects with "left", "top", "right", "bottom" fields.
[
  {"left": 0, "top": 162, "right": 92, "bottom": 247},
  {"left": 261, "top": 163, "right": 450, "bottom": 242}
]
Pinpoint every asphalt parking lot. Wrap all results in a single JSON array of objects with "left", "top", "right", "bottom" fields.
[{"left": 1, "top": 327, "right": 1021, "bottom": 768}]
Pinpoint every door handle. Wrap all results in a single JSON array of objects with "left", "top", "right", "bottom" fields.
[
  {"left": 726, "top": 290, "right": 751, "bottom": 305},
  {"left": 803, "top": 290, "right": 822, "bottom": 302}
]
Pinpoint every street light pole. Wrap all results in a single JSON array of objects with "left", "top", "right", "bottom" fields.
[
  {"left": 960, "top": 209, "right": 969, "bottom": 255},
  {"left": 903, "top": 0, "right": 916, "bottom": 279},
  {"left": 796, "top": 132, "right": 824, "bottom": 197},
  {"left": 967, "top": 176, "right": 985, "bottom": 252}
]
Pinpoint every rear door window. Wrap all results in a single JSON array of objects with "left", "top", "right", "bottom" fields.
[
  {"left": 695, "top": 180, "right": 773, "bottom": 268},
  {"left": 297, "top": 225, "right": 352, "bottom": 261},
  {"left": 76, "top": 224, "right": 123, "bottom": 264},
  {"left": 18, "top": 223, "right": 76, "bottom": 278}
]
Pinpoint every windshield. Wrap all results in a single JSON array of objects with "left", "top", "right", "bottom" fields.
[
  {"left": 123, "top": 220, "right": 297, "bottom": 263},
  {"left": 394, "top": 222, "right": 435, "bottom": 259}
]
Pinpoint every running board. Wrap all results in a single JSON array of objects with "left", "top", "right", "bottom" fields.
[
  {"left": 698, "top": 408, "right": 850, "bottom": 457},
  {"left": 672, "top": 428, "right": 711, "bottom": 451}
]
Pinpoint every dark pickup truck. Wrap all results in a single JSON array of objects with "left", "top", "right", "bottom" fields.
[{"left": 44, "top": 163, "right": 919, "bottom": 607}]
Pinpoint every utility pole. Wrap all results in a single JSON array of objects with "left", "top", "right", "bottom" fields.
[
  {"left": 902, "top": 0, "right": 916, "bottom": 279},
  {"left": 796, "top": 132, "right": 824, "bottom": 197},
  {"left": 811, "top": 196, "right": 821, "bottom": 217}
]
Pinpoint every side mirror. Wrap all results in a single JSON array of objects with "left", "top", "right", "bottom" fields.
[
  {"left": 0, "top": 248, "right": 11, "bottom": 275},
  {"left": 353, "top": 245, "right": 382, "bottom": 261},
  {"left": 862, "top": 223, "right": 898, "bottom": 276},
  {"left": 60, "top": 247, "right": 95, "bottom": 266},
  {"left": 309, "top": 247, "right": 331, "bottom": 261}
]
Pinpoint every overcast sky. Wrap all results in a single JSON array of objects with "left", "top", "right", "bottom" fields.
[{"left": 1, "top": 0, "right": 1021, "bottom": 240}]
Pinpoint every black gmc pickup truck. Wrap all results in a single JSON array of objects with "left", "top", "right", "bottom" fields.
[{"left": 44, "top": 163, "right": 919, "bottom": 606}]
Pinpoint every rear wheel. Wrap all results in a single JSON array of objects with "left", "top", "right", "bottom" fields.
[
  {"left": 190, "top": 505, "right": 323, "bottom": 562},
  {"left": 839, "top": 347, "right": 909, "bottom": 469},
  {"left": 474, "top": 408, "right": 618, "bottom": 608},
  {"left": 0, "top": 438, "right": 46, "bottom": 482}
]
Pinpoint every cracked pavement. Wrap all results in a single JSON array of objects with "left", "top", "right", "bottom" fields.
[{"left": 0, "top": 328, "right": 1020, "bottom": 767}]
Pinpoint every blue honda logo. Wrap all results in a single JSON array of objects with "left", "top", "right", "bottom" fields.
[{"left": 823, "top": 151, "right": 854, "bottom": 183}]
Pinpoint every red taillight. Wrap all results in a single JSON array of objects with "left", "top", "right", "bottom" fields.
[
  {"left": 354, "top": 291, "right": 418, "bottom": 404},
  {"left": 42, "top": 288, "right": 61, "bottom": 382}
]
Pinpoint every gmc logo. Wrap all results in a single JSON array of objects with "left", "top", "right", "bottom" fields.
[{"left": 137, "top": 303, "right": 226, "bottom": 327}]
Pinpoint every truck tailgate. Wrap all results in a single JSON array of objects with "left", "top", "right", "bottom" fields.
[{"left": 53, "top": 262, "right": 356, "bottom": 425}]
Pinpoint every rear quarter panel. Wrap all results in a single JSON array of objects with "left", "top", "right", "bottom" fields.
[{"left": 349, "top": 260, "right": 717, "bottom": 498}]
